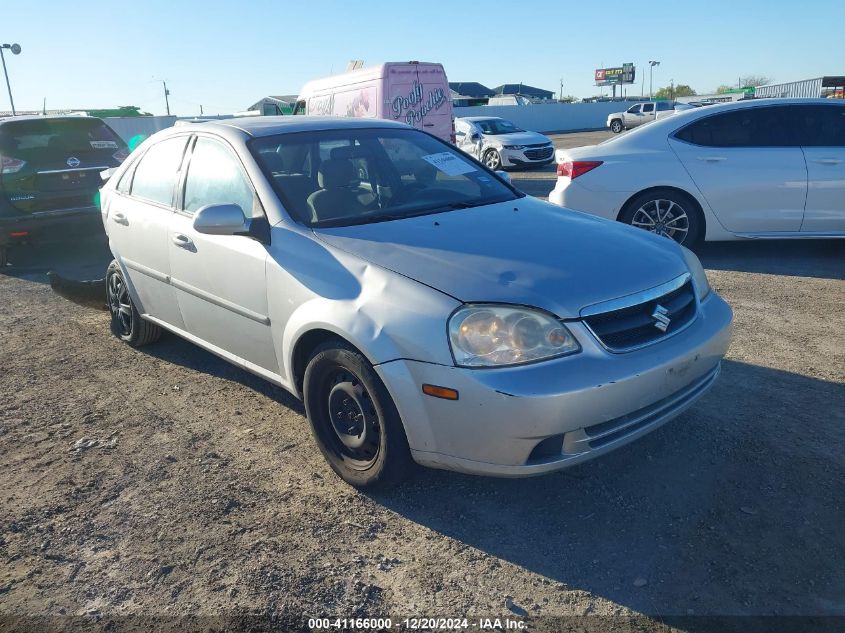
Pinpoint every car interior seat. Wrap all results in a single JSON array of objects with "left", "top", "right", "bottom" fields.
[{"left": 306, "top": 158, "right": 368, "bottom": 223}]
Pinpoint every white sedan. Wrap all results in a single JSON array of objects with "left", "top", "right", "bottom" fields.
[{"left": 550, "top": 98, "right": 845, "bottom": 245}]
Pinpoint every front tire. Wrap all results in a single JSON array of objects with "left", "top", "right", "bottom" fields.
[
  {"left": 303, "top": 341, "right": 413, "bottom": 488},
  {"left": 106, "top": 260, "right": 162, "bottom": 347},
  {"left": 610, "top": 119, "right": 624, "bottom": 134},
  {"left": 483, "top": 149, "right": 502, "bottom": 170},
  {"left": 619, "top": 189, "right": 702, "bottom": 246}
]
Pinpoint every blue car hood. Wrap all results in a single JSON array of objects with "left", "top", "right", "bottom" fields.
[{"left": 314, "top": 197, "right": 687, "bottom": 318}]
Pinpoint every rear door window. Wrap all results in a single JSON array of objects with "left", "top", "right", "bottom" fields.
[
  {"left": 130, "top": 136, "right": 188, "bottom": 206},
  {"left": 786, "top": 105, "right": 845, "bottom": 147},
  {"left": 642, "top": 103, "right": 655, "bottom": 113},
  {"left": 674, "top": 107, "right": 794, "bottom": 147}
]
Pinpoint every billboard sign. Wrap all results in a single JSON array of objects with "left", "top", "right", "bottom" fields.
[{"left": 595, "top": 63, "right": 635, "bottom": 86}]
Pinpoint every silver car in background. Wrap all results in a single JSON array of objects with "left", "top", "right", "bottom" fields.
[
  {"left": 454, "top": 116, "right": 555, "bottom": 169},
  {"left": 100, "top": 117, "right": 732, "bottom": 488}
]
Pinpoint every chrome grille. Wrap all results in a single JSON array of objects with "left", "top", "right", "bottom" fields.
[
  {"left": 582, "top": 275, "right": 697, "bottom": 352},
  {"left": 523, "top": 146, "right": 554, "bottom": 160}
]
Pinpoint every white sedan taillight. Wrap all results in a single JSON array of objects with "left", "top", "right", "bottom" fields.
[{"left": 556, "top": 160, "right": 603, "bottom": 179}]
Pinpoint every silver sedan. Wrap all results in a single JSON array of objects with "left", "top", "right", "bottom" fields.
[{"left": 100, "top": 116, "right": 732, "bottom": 487}]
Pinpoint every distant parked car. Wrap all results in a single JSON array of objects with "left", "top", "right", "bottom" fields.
[
  {"left": 0, "top": 115, "right": 129, "bottom": 266},
  {"left": 99, "top": 116, "right": 731, "bottom": 487},
  {"left": 607, "top": 101, "right": 676, "bottom": 133},
  {"left": 455, "top": 117, "right": 554, "bottom": 169},
  {"left": 551, "top": 98, "right": 845, "bottom": 245}
]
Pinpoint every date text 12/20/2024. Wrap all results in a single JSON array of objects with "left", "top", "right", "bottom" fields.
[{"left": 308, "top": 617, "right": 527, "bottom": 630}]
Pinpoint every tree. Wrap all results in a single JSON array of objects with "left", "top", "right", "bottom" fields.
[
  {"left": 739, "top": 75, "right": 773, "bottom": 88},
  {"left": 715, "top": 84, "right": 735, "bottom": 94},
  {"left": 654, "top": 84, "right": 696, "bottom": 100}
]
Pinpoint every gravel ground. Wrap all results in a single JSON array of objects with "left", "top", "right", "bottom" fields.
[{"left": 1, "top": 129, "right": 843, "bottom": 632}]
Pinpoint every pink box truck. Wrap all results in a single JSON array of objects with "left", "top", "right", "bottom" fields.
[{"left": 294, "top": 62, "right": 455, "bottom": 143}]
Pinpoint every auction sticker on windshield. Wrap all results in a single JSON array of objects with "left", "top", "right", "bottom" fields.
[{"left": 421, "top": 152, "right": 476, "bottom": 177}]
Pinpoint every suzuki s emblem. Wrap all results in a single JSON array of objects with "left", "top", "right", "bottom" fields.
[
  {"left": 652, "top": 304, "right": 671, "bottom": 332},
  {"left": 66, "top": 156, "right": 80, "bottom": 168}
]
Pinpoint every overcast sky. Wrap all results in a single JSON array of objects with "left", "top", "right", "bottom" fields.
[{"left": 2, "top": 0, "right": 841, "bottom": 115}]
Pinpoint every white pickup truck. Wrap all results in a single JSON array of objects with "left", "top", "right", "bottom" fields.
[{"left": 607, "top": 101, "right": 677, "bottom": 133}]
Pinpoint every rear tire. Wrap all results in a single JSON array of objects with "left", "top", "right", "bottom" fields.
[
  {"left": 303, "top": 341, "right": 413, "bottom": 488},
  {"left": 610, "top": 119, "right": 624, "bottom": 134},
  {"left": 619, "top": 189, "right": 703, "bottom": 247},
  {"left": 106, "top": 260, "right": 162, "bottom": 347}
]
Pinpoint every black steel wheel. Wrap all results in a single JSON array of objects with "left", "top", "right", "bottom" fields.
[{"left": 303, "top": 340, "right": 413, "bottom": 488}]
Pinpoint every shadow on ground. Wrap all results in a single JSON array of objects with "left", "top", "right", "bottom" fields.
[
  {"left": 697, "top": 240, "right": 844, "bottom": 280},
  {"left": 138, "top": 333, "right": 305, "bottom": 416},
  {"left": 0, "top": 233, "right": 112, "bottom": 284},
  {"left": 370, "top": 360, "right": 845, "bottom": 616}
]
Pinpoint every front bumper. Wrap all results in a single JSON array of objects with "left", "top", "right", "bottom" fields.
[
  {"left": 500, "top": 146, "right": 555, "bottom": 168},
  {"left": 0, "top": 205, "right": 102, "bottom": 247},
  {"left": 376, "top": 292, "right": 732, "bottom": 477}
]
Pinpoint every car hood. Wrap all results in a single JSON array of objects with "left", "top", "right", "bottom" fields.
[
  {"left": 314, "top": 197, "right": 687, "bottom": 318},
  {"left": 484, "top": 131, "right": 550, "bottom": 146}
]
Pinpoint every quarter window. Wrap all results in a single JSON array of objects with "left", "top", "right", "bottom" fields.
[
  {"left": 183, "top": 137, "right": 256, "bottom": 216},
  {"left": 675, "top": 107, "right": 794, "bottom": 147},
  {"left": 130, "top": 136, "right": 188, "bottom": 206}
]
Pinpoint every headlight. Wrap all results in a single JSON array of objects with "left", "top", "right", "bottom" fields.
[
  {"left": 503, "top": 145, "right": 526, "bottom": 150},
  {"left": 448, "top": 304, "right": 580, "bottom": 368},
  {"left": 680, "top": 246, "right": 711, "bottom": 301}
]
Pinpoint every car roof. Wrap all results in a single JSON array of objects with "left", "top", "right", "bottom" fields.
[
  {"left": 0, "top": 114, "right": 104, "bottom": 125},
  {"left": 611, "top": 97, "right": 841, "bottom": 143},
  {"left": 457, "top": 116, "right": 505, "bottom": 123},
  {"left": 182, "top": 115, "right": 412, "bottom": 138}
]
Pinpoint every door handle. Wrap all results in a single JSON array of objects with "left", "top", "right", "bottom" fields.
[
  {"left": 813, "top": 158, "right": 843, "bottom": 165},
  {"left": 697, "top": 156, "right": 727, "bottom": 162},
  {"left": 111, "top": 212, "right": 129, "bottom": 225},
  {"left": 171, "top": 234, "right": 194, "bottom": 249}
]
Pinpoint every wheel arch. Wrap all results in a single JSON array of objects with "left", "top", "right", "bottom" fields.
[
  {"left": 290, "top": 327, "right": 367, "bottom": 397},
  {"left": 616, "top": 185, "right": 707, "bottom": 235}
]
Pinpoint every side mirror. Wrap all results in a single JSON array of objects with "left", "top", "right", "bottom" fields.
[
  {"left": 470, "top": 132, "right": 481, "bottom": 141},
  {"left": 193, "top": 203, "right": 271, "bottom": 244},
  {"left": 495, "top": 170, "right": 511, "bottom": 184},
  {"left": 193, "top": 203, "right": 248, "bottom": 236}
]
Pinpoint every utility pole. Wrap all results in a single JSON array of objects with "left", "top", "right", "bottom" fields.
[
  {"left": 648, "top": 60, "right": 660, "bottom": 100},
  {"left": 162, "top": 80, "right": 171, "bottom": 116},
  {"left": 0, "top": 43, "right": 22, "bottom": 116},
  {"left": 559, "top": 77, "right": 564, "bottom": 102}
]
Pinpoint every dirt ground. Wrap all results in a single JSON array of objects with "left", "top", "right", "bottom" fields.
[{"left": 1, "top": 130, "right": 843, "bottom": 632}]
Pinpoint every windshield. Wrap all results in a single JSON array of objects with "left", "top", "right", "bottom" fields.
[
  {"left": 475, "top": 119, "right": 524, "bottom": 135},
  {"left": 250, "top": 128, "right": 520, "bottom": 228}
]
